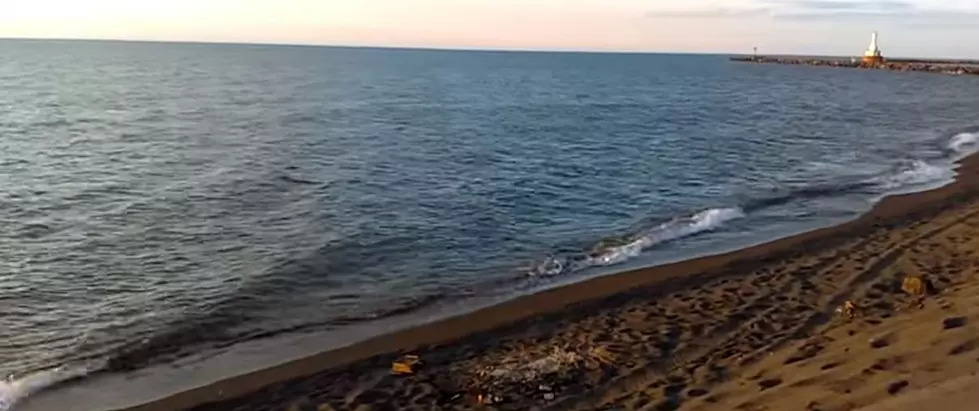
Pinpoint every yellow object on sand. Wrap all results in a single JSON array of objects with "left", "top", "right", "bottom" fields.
[
  {"left": 391, "top": 354, "right": 422, "bottom": 375},
  {"left": 902, "top": 275, "right": 927, "bottom": 298},
  {"left": 392, "top": 362, "right": 414, "bottom": 374}
]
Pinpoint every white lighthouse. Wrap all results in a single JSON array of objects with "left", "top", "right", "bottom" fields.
[{"left": 862, "top": 31, "right": 884, "bottom": 65}]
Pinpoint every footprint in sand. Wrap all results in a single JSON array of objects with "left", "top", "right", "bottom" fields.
[
  {"left": 869, "top": 333, "right": 895, "bottom": 349},
  {"left": 758, "top": 378, "right": 782, "bottom": 390},
  {"left": 943, "top": 316, "right": 967, "bottom": 330},
  {"left": 820, "top": 361, "right": 841, "bottom": 370},
  {"left": 948, "top": 338, "right": 979, "bottom": 356},
  {"left": 886, "top": 380, "right": 909, "bottom": 395}
]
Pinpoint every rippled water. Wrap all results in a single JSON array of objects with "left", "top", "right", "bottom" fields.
[{"left": 2, "top": 39, "right": 979, "bottom": 409}]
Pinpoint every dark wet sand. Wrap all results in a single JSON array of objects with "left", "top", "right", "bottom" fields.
[{"left": 114, "top": 152, "right": 979, "bottom": 411}]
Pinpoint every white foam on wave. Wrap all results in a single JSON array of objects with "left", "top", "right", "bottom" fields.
[
  {"left": 531, "top": 130, "right": 979, "bottom": 278},
  {"left": 0, "top": 364, "right": 93, "bottom": 411},
  {"left": 588, "top": 207, "right": 745, "bottom": 267},
  {"left": 948, "top": 132, "right": 979, "bottom": 157},
  {"left": 876, "top": 160, "right": 952, "bottom": 190},
  {"left": 527, "top": 207, "right": 745, "bottom": 277},
  {"left": 530, "top": 255, "right": 569, "bottom": 277}
]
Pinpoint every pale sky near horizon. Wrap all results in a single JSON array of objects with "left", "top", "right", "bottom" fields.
[{"left": 2, "top": 0, "right": 979, "bottom": 58}]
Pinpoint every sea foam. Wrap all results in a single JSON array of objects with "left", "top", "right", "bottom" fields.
[
  {"left": 588, "top": 207, "right": 745, "bottom": 266},
  {"left": 529, "top": 207, "right": 744, "bottom": 277},
  {"left": 0, "top": 364, "right": 93, "bottom": 411},
  {"left": 948, "top": 132, "right": 979, "bottom": 157},
  {"left": 877, "top": 160, "right": 951, "bottom": 190}
]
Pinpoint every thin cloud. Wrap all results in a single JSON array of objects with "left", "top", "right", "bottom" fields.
[
  {"left": 645, "top": 7, "right": 772, "bottom": 18},
  {"left": 773, "top": 8, "right": 979, "bottom": 21},
  {"left": 646, "top": 0, "right": 979, "bottom": 24},
  {"left": 908, "top": 19, "right": 979, "bottom": 29},
  {"left": 766, "top": 0, "right": 915, "bottom": 12},
  {"left": 761, "top": 0, "right": 979, "bottom": 21}
]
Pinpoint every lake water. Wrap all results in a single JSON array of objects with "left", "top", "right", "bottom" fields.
[{"left": 1, "top": 39, "right": 978, "bottom": 410}]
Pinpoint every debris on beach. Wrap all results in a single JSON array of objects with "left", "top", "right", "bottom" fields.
[
  {"left": 478, "top": 347, "right": 582, "bottom": 383},
  {"left": 837, "top": 300, "right": 860, "bottom": 319},
  {"left": 477, "top": 392, "right": 505, "bottom": 405},
  {"left": 901, "top": 274, "right": 935, "bottom": 308},
  {"left": 584, "top": 346, "right": 616, "bottom": 368},
  {"left": 391, "top": 354, "right": 423, "bottom": 375},
  {"left": 464, "top": 345, "right": 617, "bottom": 404},
  {"left": 901, "top": 274, "right": 931, "bottom": 298}
]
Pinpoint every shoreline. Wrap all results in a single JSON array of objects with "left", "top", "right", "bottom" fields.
[{"left": 111, "top": 152, "right": 979, "bottom": 411}]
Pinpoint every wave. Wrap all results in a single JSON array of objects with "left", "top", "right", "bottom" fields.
[
  {"left": 0, "top": 363, "right": 95, "bottom": 411},
  {"left": 529, "top": 207, "right": 745, "bottom": 277},
  {"left": 91, "top": 278, "right": 457, "bottom": 374},
  {"left": 529, "top": 129, "right": 978, "bottom": 278},
  {"left": 98, "top": 129, "right": 979, "bottom": 378},
  {"left": 875, "top": 131, "right": 979, "bottom": 190},
  {"left": 948, "top": 131, "right": 979, "bottom": 156},
  {"left": 588, "top": 207, "right": 745, "bottom": 266},
  {"left": 18, "top": 127, "right": 977, "bottom": 401},
  {"left": 527, "top": 177, "right": 897, "bottom": 278},
  {"left": 741, "top": 180, "right": 878, "bottom": 212},
  {"left": 875, "top": 160, "right": 951, "bottom": 190}
]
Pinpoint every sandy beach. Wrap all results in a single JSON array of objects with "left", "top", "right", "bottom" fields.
[{"left": 111, "top": 152, "right": 979, "bottom": 411}]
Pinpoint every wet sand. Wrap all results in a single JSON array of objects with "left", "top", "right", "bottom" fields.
[{"left": 114, "top": 152, "right": 979, "bottom": 411}]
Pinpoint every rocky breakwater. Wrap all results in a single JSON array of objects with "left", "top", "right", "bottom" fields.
[{"left": 732, "top": 56, "right": 979, "bottom": 76}]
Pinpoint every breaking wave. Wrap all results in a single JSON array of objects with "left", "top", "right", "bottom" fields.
[
  {"left": 0, "top": 363, "right": 95, "bottom": 411},
  {"left": 588, "top": 207, "right": 746, "bottom": 267},
  {"left": 529, "top": 129, "right": 976, "bottom": 278},
  {"left": 875, "top": 160, "right": 951, "bottom": 190},
  {"left": 529, "top": 207, "right": 745, "bottom": 277},
  {"left": 948, "top": 131, "right": 979, "bottom": 156}
]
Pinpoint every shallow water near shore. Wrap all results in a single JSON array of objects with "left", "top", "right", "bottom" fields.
[{"left": 3, "top": 39, "right": 979, "bottom": 410}]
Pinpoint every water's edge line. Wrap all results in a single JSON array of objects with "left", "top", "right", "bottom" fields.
[{"left": 113, "top": 152, "right": 979, "bottom": 411}]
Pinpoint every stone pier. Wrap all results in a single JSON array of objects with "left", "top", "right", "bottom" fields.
[{"left": 731, "top": 56, "right": 979, "bottom": 76}]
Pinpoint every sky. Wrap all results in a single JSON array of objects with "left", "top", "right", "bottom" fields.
[{"left": 1, "top": 0, "right": 978, "bottom": 58}]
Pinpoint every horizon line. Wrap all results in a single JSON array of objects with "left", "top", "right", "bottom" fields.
[
  {"left": 0, "top": 35, "right": 720, "bottom": 55},
  {"left": 0, "top": 36, "right": 971, "bottom": 61}
]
